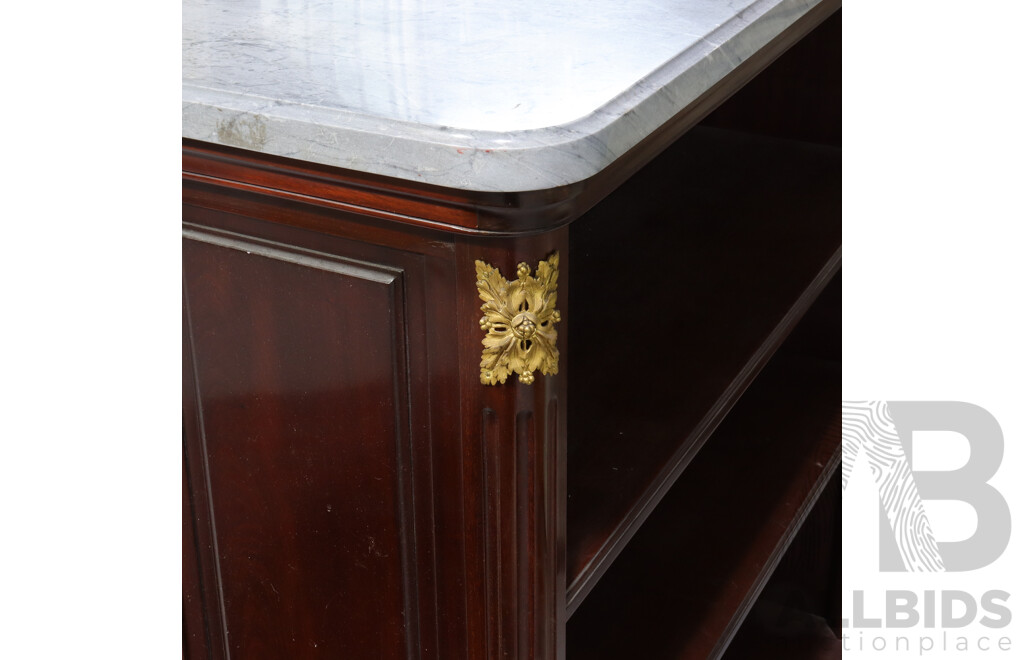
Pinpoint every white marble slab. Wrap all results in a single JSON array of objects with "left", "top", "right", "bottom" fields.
[{"left": 183, "top": 0, "right": 822, "bottom": 192}]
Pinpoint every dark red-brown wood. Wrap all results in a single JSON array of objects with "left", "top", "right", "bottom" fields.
[
  {"left": 453, "top": 230, "right": 569, "bottom": 660},
  {"left": 723, "top": 471, "right": 842, "bottom": 660},
  {"left": 183, "top": 225, "right": 442, "bottom": 657},
  {"left": 183, "top": 440, "right": 211, "bottom": 659},
  {"left": 183, "top": 179, "right": 567, "bottom": 658},
  {"left": 565, "top": 124, "right": 841, "bottom": 614},
  {"left": 566, "top": 333, "right": 841, "bottom": 659}
]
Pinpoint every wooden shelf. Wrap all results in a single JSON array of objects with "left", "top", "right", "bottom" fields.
[
  {"left": 565, "top": 323, "right": 840, "bottom": 659},
  {"left": 721, "top": 466, "right": 841, "bottom": 659},
  {"left": 724, "top": 608, "right": 841, "bottom": 660},
  {"left": 722, "top": 478, "right": 842, "bottom": 660},
  {"left": 565, "top": 124, "right": 841, "bottom": 612}
]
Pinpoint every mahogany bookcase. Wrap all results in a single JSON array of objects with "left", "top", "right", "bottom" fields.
[{"left": 183, "top": 4, "right": 841, "bottom": 658}]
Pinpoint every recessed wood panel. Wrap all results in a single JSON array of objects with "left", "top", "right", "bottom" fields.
[{"left": 183, "top": 230, "right": 419, "bottom": 659}]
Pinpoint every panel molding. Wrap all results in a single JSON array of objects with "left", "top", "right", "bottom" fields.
[
  {"left": 183, "top": 225, "right": 402, "bottom": 284},
  {"left": 183, "top": 225, "right": 428, "bottom": 658}
]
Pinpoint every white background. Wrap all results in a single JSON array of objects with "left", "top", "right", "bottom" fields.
[
  {"left": 842, "top": 1, "right": 1024, "bottom": 657},
  {"left": 0, "top": 1, "right": 1021, "bottom": 657},
  {"left": 0, "top": 2, "right": 180, "bottom": 656}
]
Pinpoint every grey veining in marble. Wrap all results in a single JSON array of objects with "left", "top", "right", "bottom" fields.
[{"left": 183, "top": 0, "right": 823, "bottom": 192}]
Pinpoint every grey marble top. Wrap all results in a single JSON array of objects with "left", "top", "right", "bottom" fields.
[{"left": 183, "top": 0, "right": 822, "bottom": 192}]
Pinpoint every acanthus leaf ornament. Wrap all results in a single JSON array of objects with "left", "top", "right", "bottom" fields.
[{"left": 475, "top": 253, "right": 561, "bottom": 386}]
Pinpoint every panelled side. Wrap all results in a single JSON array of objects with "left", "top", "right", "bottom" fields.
[
  {"left": 182, "top": 227, "right": 426, "bottom": 659},
  {"left": 183, "top": 163, "right": 569, "bottom": 659}
]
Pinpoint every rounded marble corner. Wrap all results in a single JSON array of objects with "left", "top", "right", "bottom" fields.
[{"left": 183, "top": 0, "right": 822, "bottom": 194}]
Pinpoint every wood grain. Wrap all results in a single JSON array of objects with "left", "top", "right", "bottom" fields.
[
  {"left": 184, "top": 229, "right": 423, "bottom": 657},
  {"left": 183, "top": 193, "right": 570, "bottom": 658}
]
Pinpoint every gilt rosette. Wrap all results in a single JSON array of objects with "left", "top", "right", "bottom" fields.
[{"left": 475, "top": 253, "right": 561, "bottom": 385}]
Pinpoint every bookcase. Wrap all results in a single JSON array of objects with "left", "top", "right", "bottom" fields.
[{"left": 183, "top": 3, "right": 841, "bottom": 657}]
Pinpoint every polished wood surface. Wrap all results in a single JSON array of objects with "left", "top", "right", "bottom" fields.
[
  {"left": 566, "top": 300, "right": 841, "bottom": 659},
  {"left": 723, "top": 472, "right": 842, "bottom": 659},
  {"left": 724, "top": 601, "right": 842, "bottom": 660},
  {"left": 565, "top": 124, "right": 841, "bottom": 613},
  {"left": 183, "top": 225, "right": 442, "bottom": 657},
  {"left": 183, "top": 185, "right": 567, "bottom": 658},
  {"left": 453, "top": 230, "right": 569, "bottom": 659}
]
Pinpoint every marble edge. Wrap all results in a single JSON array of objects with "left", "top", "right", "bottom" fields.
[{"left": 182, "top": 0, "right": 821, "bottom": 193}]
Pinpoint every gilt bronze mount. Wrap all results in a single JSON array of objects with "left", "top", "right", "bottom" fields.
[{"left": 475, "top": 253, "right": 561, "bottom": 385}]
